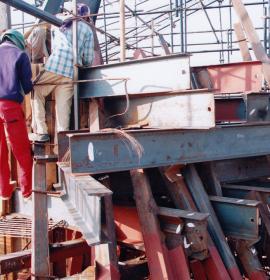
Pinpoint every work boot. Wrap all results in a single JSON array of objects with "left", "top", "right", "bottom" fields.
[{"left": 28, "top": 133, "right": 50, "bottom": 142}]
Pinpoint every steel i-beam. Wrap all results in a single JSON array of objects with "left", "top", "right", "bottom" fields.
[{"left": 67, "top": 124, "right": 270, "bottom": 174}]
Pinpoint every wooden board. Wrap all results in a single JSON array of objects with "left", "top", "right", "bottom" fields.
[
  {"left": 232, "top": 0, "right": 270, "bottom": 84},
  {"left": 233, "top": 22, "right": 252, "bottom": 61},
  {"left": 105, "top": 92, "right": 215, "bottom": 129}
]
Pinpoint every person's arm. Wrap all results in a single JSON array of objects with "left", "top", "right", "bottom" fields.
[
  {"left": 17, "top": 52, "right": 33, "bottom": 94},
  {"left": 24, "top": 25, "right": 35, "bottom": 40}
]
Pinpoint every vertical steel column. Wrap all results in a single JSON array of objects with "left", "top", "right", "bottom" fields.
[
  {"left": 268, "top": 0, "right": 270, "bottom": 56},
  {"left": 73, "top": 0, "right": 79, "bottom": 130},
  {"left": 130, "top": 169, "right": 174, "bottom": 280},
  {"left": 180, "top": 0, "right": 185, "bottom": 52},
  {"left": 184, "top": 0, "right": 187, "bottom": 52},
  {"left": 183, "top": 165, "right": 242, "bottom": 280},
  {"left": 103, "top": 195, "right": 120, "bottom": 278},
  {"left": 119, "top": 0, "right": 126, "bottom": 62},
  {"left": 31, "top": 158, "right": 49, "bottom": 279},
  {"left": 169, "top": 0, "right": 174, "bottom": 53},
  {"left": 102, "top": 0, "right": 108, "bottom": 64},
  {"left": 264, "top": 7, "right": 268, "bottom": 52}
]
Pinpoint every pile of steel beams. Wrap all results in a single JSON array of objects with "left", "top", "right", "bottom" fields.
[{"left": 51, "top": 56, "right": 270, "bottom": 279}]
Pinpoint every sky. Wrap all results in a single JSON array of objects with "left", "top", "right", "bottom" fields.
[{"left": 7, "top": 0, "right": 269, "bottom": 66}]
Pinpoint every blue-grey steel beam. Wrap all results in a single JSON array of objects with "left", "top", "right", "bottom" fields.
[
  {"left": 210, "top": 196, "right": 259, "bottom": 240},
  {"left": 68, "top": 124, "right": 270, "bottom": 174},
  {"left": 183, "top": 165, "right": 242, "bottom": 279},
  {"left": 39, "top": 0, "right": 64, "bottom": 15},
  {"left": 212, "top": 156, "right": 270, "bottom": 183},
  {"left": 1, "top": 0, "right": 63, "bottom": 26}
]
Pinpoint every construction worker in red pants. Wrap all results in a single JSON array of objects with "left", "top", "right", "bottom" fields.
[{"left": 0, "top": 30, "right": 33, "bottom": 200}]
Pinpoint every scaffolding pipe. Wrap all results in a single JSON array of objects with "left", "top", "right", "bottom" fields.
[
  {"left": 120, "top": 0, "right": 126, "bottom": 62},
  {"left": 73, "top": 0, "right": 79, "bottom": 129}
]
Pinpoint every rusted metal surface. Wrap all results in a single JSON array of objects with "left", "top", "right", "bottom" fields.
[
  {"left": 0, "top": 238, "right": 90, "bottom": 275},
  {"left": 234, "top": 240, "right": 268, "bottom": 280}
]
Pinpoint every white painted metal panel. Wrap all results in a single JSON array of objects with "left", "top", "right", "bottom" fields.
[
  {"left": 106, "top": 92, "right": 215, "bottom": 129},
  {"left": 79, "top": 54, "right": 191, "bottom": 98}
]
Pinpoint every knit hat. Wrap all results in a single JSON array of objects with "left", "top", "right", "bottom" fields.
[
  {"left": 77, "top": 3, "right": 90, "bottom": 17},
  {"left": 0, "top": 29, "right": 26, "bottom": 50},
  {"left": 60, "top": 3, "right": 91, "bottom": 32}
]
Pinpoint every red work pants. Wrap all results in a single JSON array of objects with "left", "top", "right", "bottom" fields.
[{"left": 0, "top": 100, "right": 33, "bottom": 198}]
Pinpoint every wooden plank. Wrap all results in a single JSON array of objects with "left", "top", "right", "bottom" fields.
[
  {"left": 31, "top": 160, "right": 49, "bottom": 279},
  {"left": 231, "top": 0, "right": 270, "bottom": 84},
  {"left": 62, "top": 266, "right": 95, "bottom": 279},
  {"left": 105, "top": 93, "right": 215, "bottom": 129},
  {"left": 89, "top": 99, "right": 102, "bottom": 132},
  {"left": 233, "top": 22, "right": 252, "bottom": 61}
]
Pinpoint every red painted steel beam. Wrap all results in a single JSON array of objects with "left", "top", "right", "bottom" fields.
[
  {"left": 130, "top": 169, "right": 176, "bottom": 280},
  {"left": 215, "top": 98, "right": 244, "bottom": 122},
  {"left": 192, "top": 61, "right": 263, "bottom": 94},
  {"left": 190, "top": 260, "right": 207, "bottom": 280},
  {"left": 166, "top": 239, "right": 190, "bottom": 280}
]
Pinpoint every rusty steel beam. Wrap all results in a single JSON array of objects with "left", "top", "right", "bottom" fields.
[
  {"left": 0, "top": 239, "right": 90, "bottom": 275},
  {"left": 31, "top": 156, "right": 50, "bottom": 279},
  {"left": 68, "top": 124, "right": 270, "bottom": 174}
]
